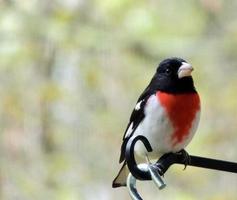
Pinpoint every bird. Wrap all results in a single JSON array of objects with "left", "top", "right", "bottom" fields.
[{"left": 112, "top": 57, "right": 201, "bottom": 188}]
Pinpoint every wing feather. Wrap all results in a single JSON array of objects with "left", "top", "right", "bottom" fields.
[{"left": 119, "top": 84, "right": 156, "bottom": 163}]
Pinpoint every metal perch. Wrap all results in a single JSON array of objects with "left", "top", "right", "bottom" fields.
[{"left": 125, "top": 135, "right": 237, "bottom": 200}]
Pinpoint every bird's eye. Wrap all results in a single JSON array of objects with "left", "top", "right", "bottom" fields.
[{"left": 165, "top": 68, "right": 171, "bottom": 74}]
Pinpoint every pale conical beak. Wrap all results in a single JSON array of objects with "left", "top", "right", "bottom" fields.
[{"left": 178, "top": 62, "right": 194, "bottom": 79}]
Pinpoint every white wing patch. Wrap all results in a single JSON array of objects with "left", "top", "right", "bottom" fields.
[
  {"left": 135, "top": 100, "right": 143, "bottom": 110},
  {"left": 125, "top": 122, "right": 134, "bottom": 138}
]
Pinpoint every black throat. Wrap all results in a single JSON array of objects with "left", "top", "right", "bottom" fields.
[{"left": 150, "top": 75, "right": 197, "bottom": 94}]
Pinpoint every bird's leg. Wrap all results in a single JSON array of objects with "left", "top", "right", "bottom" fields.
[
  {"left": 176, "top": 149, "right": 191, "bottom": 170},
  {"left": 145, "top": 154, "right": 166, "bottom": 189},
  {"left": 152, "top": 153, "right": 172, "bottom": 177},
  {"left": 145, "top": 154, "right": 151, "bottom": 164},
  {"left": 145, "top": 154, "right": 163, "bottom": 176},
  {"left": 145, "top": 154, "right": 163, "bottom": 174}
]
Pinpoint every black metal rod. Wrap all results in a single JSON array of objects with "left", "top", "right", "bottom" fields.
[
  {"left": 188, "top": 155, "right": 237, "bottom": 173},
  {"left": 125, "top": 135, "right": 153, "bottom": 180},
  {"left": 125, "top": 135, "right": 237, "bottom": 180}
]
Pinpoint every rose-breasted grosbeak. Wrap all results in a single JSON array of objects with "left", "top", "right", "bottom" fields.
[{"left": 112, "top": 58, "right": 200, "bottom": 188}]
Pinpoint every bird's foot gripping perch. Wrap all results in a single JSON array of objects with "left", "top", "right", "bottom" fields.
[
  {"left": 177, "top": 149, "right": 191, "bottom": 170},
  {"left": 124, "top": 135, "right": 237, "bottom": 200},
  {"left": 125, "top": 135, "right": 193, "bottom": 200}
]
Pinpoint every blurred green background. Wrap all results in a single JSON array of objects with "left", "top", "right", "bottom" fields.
[{"left": 1, "top": 0, "right": 237, "bottom": 199}]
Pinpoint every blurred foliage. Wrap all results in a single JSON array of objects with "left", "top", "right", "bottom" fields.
[{"left": 0, "top": 0, "right": 237, "bottom": 199}]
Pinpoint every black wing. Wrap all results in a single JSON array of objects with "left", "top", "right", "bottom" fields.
[{"left": 119, "top": 83, "right": 156, "bottom": 163}]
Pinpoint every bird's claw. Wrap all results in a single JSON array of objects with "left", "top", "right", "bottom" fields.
[{"left": 176, "top": 149, "right": 190, "bottom": 170}]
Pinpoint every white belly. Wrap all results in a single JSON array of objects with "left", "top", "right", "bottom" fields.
[{"left": 133, "top": 94, "right": 200, "bottom": 160}]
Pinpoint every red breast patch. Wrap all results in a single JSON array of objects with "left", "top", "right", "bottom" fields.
[{"left": 156, "top": 91, "right": 200, "bottom": 146}]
